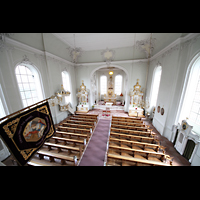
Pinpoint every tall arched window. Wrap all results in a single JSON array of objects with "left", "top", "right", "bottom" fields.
[
  {"left": 0, "top": 84, "right": 9, "bottom": 118},
  {"left": 178, "top": 53, "right": 200, "bottom": 135},
  {"left": 15, "top": 64, "right": 44, "bottom": 108},
  {"left": 115, "top": 75, "right": 122, "bottom": 95},
  {"left": 62, "top": 71, "right": 71, "bottom": 104},
  {"left": 150, "top": 65, "right": 162, "bottom": 108},
  {"left": 100, "top": 75, "right": 107, "bottom": 95}
]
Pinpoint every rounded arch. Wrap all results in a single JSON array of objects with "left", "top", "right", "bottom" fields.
[
  {"left": 14, "top": 59, "right": 45, "bottom": 108},
  {"left": 89, "top": 64, "right": 129, "bottom": 111},
  {"left": 175, "top": 50, "right": 200, "bottom": 131},
  {"left": 149, "top": 62, "right": 162, "bottom": 109}
]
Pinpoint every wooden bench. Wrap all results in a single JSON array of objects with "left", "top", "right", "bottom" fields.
[
  {"left": 109, "top": 137, "right": 165, "bottom": 153},
  {"left": 111, "top": 124, "right": 149, "bottom": 132},
  {"left": 111, "top": 120, "right": 144, "bottom": 127},
  {"left": 111, "top": 127, "right": 154, "bottom": 138},
  {"left": 55, "top": 131, "right": 89, "bottom": 142},
  {"left": 112, "top": 116, "right": 143, "bottom": 122},
  {"left": 106, "top": 153, "right": 171, "bottom": 166},
  {"left": 70, "top": 117, "right": 97, "bottom": 123},
  {"left": 62, "top": 122, "right": 94, "bottom": 131},
  {"left": 74, "top": 114, "right": 98, "bottom": 119},
  {"left": 75, "top": 113, "right": 99, "bottom": 118},
  {"left": 108, "top": 145, "right": 171, "bottom": 164},
  {"left": 110, "top": 132, "right": 159, "bottom": 144},
  {"left": 44, "top": 141, "right": 84, "bottom": 157},
  {"left": 57, "top": 126, "right": 92, "bottom": 135},
  {"left": 65, "top": 119, "right": 95, "bottom": 127},
  {"left": 37, "top": 150, "right": 78, "bottom": 166}
]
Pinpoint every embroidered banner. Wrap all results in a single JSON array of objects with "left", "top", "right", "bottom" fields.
[{"left": 0, "top": 101, "right": 55, "bottom": 165}]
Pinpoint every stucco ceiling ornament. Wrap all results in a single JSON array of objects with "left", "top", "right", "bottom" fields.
[
  {"left": 21, "top": 55, "right": 33, "bottom": 65},
  {"left": 67, "top": 34, "right": 83, "bottom": 64},
  {"left": 101, "top": 47, "right": 115, "bottom": 65},
  {"left": 135, "top": 37, "right": 156, "bottom": 58}
]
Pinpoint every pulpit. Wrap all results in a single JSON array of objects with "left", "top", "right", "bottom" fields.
[
  {"left": 128, "top": 79, "right": 144, "bottom": 117},
  {"left": 76, "top": 80, "right": 89, "bottom": 113}
]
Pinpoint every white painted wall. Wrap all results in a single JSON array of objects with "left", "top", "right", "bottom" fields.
[
  {"left": 146, "top": 34, "right": 200, "bottom": 165},
  {"left": 1, "top": 33, "right": 200, "bottom": 165}
]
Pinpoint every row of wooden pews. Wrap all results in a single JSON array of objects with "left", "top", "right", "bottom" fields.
[
  {"left": 105, "top": 116, "right": 173, "bottom": 166},
  {"left": 27, "top": 113, "right": 99, "bottom": 166}
]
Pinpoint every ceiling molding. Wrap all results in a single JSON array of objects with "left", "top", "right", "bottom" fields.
[
  {"left": 4, "top": 33, "right": 200, "bottom": 69},
  {"left": 150, "top": 33, "right": 200, "bottom": 61}
]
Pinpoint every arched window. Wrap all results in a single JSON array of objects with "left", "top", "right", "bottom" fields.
[
  {"left": 15, "top": 64, "right": 44, "bottom": 108},
  {"left": 115, "top": 75, "right": 122, "bottom": 95},
  {"left": 0, "top": 84, "right": 9, "bottom": 118},
  {"left": 150, "top": 65, "right": 162, "bottom": 108},
  {"left": 178, "top": 53, "right": 200, "bottom": 135},
  {"left": 62, "top": 71, "right": 71, "bottom": 104},
  {"left": 100, "top": 75, "right": 107, "bottom": 95}
]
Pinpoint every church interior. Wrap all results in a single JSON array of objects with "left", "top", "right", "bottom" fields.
[{"left": 0, "top": 33, "right": 200, "bottom": 166}]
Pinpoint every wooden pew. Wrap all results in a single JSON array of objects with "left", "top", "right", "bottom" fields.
[
  {"left": 57, "top": 126, "right": 92, "bottom": 135},
  {"left": 75, "top": 113, "right": 99, "bottom": 118},
  {"left": 112, "top": 116, "right": 143, "bottom": 122},
  {"left": 70, "top": 117, "right": 97, "bottom": 123},
  {"left": 65, "top": 119, "right": 95, "bottom": 127},
  {"left": 109, "top": 137, "right": 166, "bottom": 153},
  {"left": 106, "top": 153, "right": 171, "bottom": 166},
  {"left": 110, "top": 132, "right": 159, "bottom": 144},
  {"left": 111, "top": 127, "right": 154, "bottom": 138},
  {"left": 55, "top": 131, "right": 89, "bottom": 142},
  {"left": 111, "top": 120, "right": 144, "bottom": 127},
  {"left": 111, "top": 124, "right": 149, "bottom": 132},
  {"left": 37, "top": 149, "right": 78, "bottom": 166},
  {"left": 108, "top": 145, "right": 170, "bottom": 164},
  {"left": 74, "top": 114, "right": 98, "bottom": 119},
  {"left": 44, "top": 141, "right": 84, "bottom": 157},
  {"left": 62, "top": 122, "right": 94, "bottom": 131}
]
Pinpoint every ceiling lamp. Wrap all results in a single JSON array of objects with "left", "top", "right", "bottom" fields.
[{"left": 109, "top": 71, "right": 113, "bottom": 75}]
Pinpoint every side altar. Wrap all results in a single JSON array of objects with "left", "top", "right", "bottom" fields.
[
  {"left": 104, "top": 75, "right": 116, "bottom": 105},
  {"left": 76, "top": 80, "right": 89, "bottom": 113},
  {"left": 128, "top": 79, "right": 144, "bottom": 117}
]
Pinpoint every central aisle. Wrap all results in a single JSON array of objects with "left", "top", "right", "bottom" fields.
[{"left": 78, "top": 119, "right": 111, "bottom": 166}]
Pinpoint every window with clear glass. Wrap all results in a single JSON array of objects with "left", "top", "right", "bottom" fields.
[
  {"left": 115, "top": 75, "right": 122, "bottom": 95},
  {"left": 0, "top": 97, "right": 6, "bottom": 119},
  {"left": 62, "top": 71, "right": 71, "bottom": 104},
  {"left": 100, "top": 76, "right": 107, "bottom": 95},
  {"left": 15, "top": 65, "right": 43, "bottom": 108},
  {"left": 150, "top": 66, "right": 162, "bottom": 107},
  {"left": 188, "top": 71, "right": 200, "bottom": 128},
  {"left": 178, "top": 54, "right": 200, "bottom": 135}
]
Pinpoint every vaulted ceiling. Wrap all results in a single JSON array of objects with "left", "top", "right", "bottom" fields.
[{"left": 53, "top": 33, "right": 189, "bottom": 55}]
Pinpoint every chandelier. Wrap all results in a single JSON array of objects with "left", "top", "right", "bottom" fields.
[{"left": 109, "top": 71, "right": 113, "bottom": 75}]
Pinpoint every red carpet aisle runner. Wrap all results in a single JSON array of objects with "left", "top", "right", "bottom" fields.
[{"left": 78, "top": 119, "right": 111, "bottom": 166}]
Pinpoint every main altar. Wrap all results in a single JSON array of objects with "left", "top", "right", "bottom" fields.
[
  {"left": 128, "top": 79, "right": 144, "bottom": 117},
  {"left": 104, "top": 74, "right": 116, "bottom": 105},
  {"left": 76, "top": 80, "right": 89, "bottom": 113}
]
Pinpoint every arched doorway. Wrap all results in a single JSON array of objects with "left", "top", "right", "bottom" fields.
[{"left": 89, "top": 64, "right": 129, "bottom": 112}]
